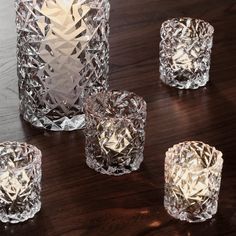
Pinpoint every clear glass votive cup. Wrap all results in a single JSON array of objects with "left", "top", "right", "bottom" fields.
[
  {"left": 159, "top": 17, "right": 214, "bottom": 89},
  {"left": 0, "top": 142, "right": 42, "bottom": 223},
  {"left": 84, "top": 90, "right": 147, "bottom": 176},
  {"left": 164, "top": 141, "right": 223, "bottom": 223}
]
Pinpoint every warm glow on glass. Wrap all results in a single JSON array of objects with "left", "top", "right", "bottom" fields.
[
  {"left": 84, "top": 90, "right": 147, "bottom": 176},
  {"left": 0, "top": 142, "right": 42, "bottom": 224},
  {"left": 160, "top": 17, "right": 214, "bottom": 89},
  {"left": 164, "top": 141, "right": 223, "bottom": 223}
]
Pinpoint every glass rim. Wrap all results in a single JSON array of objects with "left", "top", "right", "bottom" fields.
[
  {"left": 161, "top": 17, "right": 214, "bottom": 39},
  {"left": 0, "top": 141, "right": 42, "bottom": 170},
  {"left": 166, "top": 141, "right": 223, "bottom": 170},
  {"left": 84, "top": 90, "right": 147, "bottom": 120}
]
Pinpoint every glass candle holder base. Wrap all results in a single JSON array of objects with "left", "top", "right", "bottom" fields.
[
  {"left": 86, "top": 152, "right": 144, "bottom": 176},
  {"left": 0, "top": 202, "right": 41, "bottom": 224},
  {"left": 20, "top": 107, "right": 85, "bottom": 131},
  {"left": 160, "top": 72, "right": 209, "bottom": 90}
]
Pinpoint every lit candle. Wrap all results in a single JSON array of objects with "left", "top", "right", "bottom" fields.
[
  {"left": 160, "top": 17, "right": 214, "bottom": 89},
  {"left": 36, "top": 0, "right": 91, "bottom": 87},
  {"left": 84, "top": 90, "right": 147, "bottom": 176},
  {"left": 0, "top": 142, "right": 42, "bottom": 224},
  {"left": 98, "top": 120, "right": 133, "bottom": 155},
  {"left": 164, "top": 141, "right": 223, "bottom": 223},
  {"left": 172, "top": 43, "right": 195, "bottom": 71}
]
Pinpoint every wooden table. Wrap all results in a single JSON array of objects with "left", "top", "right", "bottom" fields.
[{"left": 0, "top": 0, "right": 236, "bottom": 235}]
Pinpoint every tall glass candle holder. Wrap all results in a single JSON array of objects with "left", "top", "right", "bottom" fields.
[
  {"left": 160, "top": 17, "right": 214, "bottom": 89},
  {"left": 0, "top": 142, "right": 42, "bottom": 224},
  {"left": 84, "top": 90, "right": 147, "bottom": 176},
  {"left": 15, "top": 0, "right": 110, "bottom": 131},
  {"left": 164, "top": 141, "right": 223, "bottom": 223}
]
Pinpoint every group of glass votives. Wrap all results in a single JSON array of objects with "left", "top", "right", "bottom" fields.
[{"left": 0, "top": 17, "right": 223, "bottom": 225}]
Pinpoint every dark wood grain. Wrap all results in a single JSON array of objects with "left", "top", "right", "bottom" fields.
[{"left": 0, "top": 0, "right": 236, "bottom": 235}]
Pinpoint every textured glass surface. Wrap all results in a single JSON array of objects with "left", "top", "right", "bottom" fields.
[
  {"left": 85, "top": 90, "right": 147, "bottom": 176},
  {"left": 160, "top": 18, "right": 214, "bottom": 89},
  {"left": 164, "top": 141, "right": 223, "bottom": 223},
  {"left": 0, "top": 142, "right": 42, "bottom": 224},
  {"left": 16, "top": 0, "right": 110, "bottom": 131}
]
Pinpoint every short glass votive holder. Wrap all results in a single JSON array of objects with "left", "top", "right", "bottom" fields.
[
  {"left": 160, "top": 17, "right": 214, "bottom": 89},
  {"left": 84, "top": 90, "right": 147, "bottom": 176},
  {"left": 0, "top": 142, "right": 42, "bottom": 224},
  {"left": 164, "top": 141, "right": 223, "bottom": 223}
]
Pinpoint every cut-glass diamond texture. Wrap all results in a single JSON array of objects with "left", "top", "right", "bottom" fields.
[
  {"left": 0, "top": 142, "right": 41, "bottom": 224},
  {"left": 160, "top": 18, "right": 214, "bottom": 89},
  {"left": 164, "top": 141, "right": 223, "bottom": 223},
  {"left": 85, "top": 91, "right": 147, "bottom": 176},
  {"left": 98, "top": 120, "right": 133, "bottom": 155},
  {"left": 16, "top": 0, "right": 110, "bottom": 131}
]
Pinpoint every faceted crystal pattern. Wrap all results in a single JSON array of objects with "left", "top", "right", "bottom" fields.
[
  {"left": 84, "top": 90, "right": 147, "bottom": 176},
  {"left": 98, "top": 120, "right": 133, "bottom": 154},
  {"left": 0, "top": 142, "right": 42, "bottom": 224},
  {"left": 164, "top": 141, "right": 223, "bottom": 223},
  {"left": 160, "top": 18, "right": 214, "bottom": 89},
  {"left": 15, "top": 0, "right": 110, "bottom": 131}
]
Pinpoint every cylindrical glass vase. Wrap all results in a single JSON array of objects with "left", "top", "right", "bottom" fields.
[
  {"left": 0, "top": 142, "right": 42, "bottom": 224},
  {"left": 15, "top": 0, "right": 110, "bottom": 131},
  {"left": 160, "top": 17, "right": 214, "bottom": 89},
  {"left": 84, "top": 90, "right": 147, "bottom": 176},
  {"left": 164, "top": 141, "right": 223, "bottom": 223}
]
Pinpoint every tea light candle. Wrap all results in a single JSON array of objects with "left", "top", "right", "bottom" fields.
[
  {"left": 84, "top": 90, "right": 147, "bottom": 176},
  {"left": 160, "top": 17, "right": 214, "bottom": 89},
  {"left": 36, "top": 0, "right": 91, "bottom": 73},
  {"left": 172, "top": 43, "right": 195, "bottom": 71},
  {"left": 164, "top": 141, "right": 223, "bottom": 223},
  {"left": 0, "top": 142, "right": 42, "bottom": 224}
]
